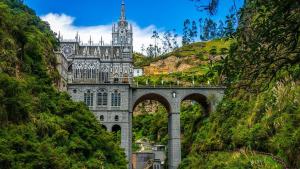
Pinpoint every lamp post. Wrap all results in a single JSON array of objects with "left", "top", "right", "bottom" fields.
[
  {"left": 172, "top": 91, "right": 176, "bottom": 98},
  {"left": 192, "top": 75, "right": 195, "bottom": 86}
]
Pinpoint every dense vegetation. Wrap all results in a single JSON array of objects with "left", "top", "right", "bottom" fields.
[
  {"left": 133, "top": 0, "right": 300, "bottom": 168},
  {"left": 0, "top": 0, "right": 126, "bottom": 168},
  {"left": 181, "top": 1, "right": 300, "bottom": 168},
  {"left": 0, "top": 0, "right": 299, "bottom": 168}
]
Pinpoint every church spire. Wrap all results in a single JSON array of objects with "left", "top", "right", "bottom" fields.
[{"left": 120, "top": 0, "right": 126, "bottom": 21}]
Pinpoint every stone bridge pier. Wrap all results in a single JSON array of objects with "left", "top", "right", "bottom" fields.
[{"left": 130, "top": 87, "right": 225, "bottom": 169}]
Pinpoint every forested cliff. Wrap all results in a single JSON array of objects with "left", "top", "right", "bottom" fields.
[
  {"left": 0, "top": 0, "right": 127, "bottom": 168},
  {"left": 0, "top": 0, "right": 299, "bottom": 168},
  {"left": 179, "top": 1, "right": 300, "bottom": 168}
]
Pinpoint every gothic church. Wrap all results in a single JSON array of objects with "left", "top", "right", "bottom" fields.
[{"left": 57, "top": 0, "right": 133, "bottom": 163}]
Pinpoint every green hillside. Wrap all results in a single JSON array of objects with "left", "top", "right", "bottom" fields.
[
  {"left": 0, "top": 0, "right": 126, "bottom": 168},
  {"left": 134, "top": 39, "right": 232, "bottom": 86}
]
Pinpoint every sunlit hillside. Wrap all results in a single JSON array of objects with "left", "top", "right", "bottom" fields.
[{"left": 134, "top": 39, "right": 232, "bottom": 86}]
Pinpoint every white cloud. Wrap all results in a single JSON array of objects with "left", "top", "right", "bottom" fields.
[{"left": 41, "top": 13, "right": 166, "bottom": 53}]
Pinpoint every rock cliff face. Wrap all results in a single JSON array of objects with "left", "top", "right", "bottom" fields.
[
  {"left": 143, "top": 55, "right": 208, "bottom": 75},
  {"left": 134, "top": 100, "right": 163, "bottom": 116}
]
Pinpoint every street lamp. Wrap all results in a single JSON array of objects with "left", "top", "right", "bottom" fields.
[{"left": 172, "top": 91, "right": 176, "bottom": 98}]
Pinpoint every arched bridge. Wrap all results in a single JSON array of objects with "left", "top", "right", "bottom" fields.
[{"left": 130, "top": 86, "right": 226, "bottom": 169}]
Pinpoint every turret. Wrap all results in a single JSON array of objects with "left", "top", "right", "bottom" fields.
[{"left": 112, "top": 0, "right": 133, "bottom": 46}]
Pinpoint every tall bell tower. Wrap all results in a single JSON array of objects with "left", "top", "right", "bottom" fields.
[{"left": 112, "top": 0, "right": 133, "bottom": 47}]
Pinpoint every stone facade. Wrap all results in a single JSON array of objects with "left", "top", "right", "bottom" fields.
[
  {"left": 57, "top": 1, "right": 226, "bottom": 168},
  {"left": 55, "top": 52, "right": 68, "bottom": 91}
]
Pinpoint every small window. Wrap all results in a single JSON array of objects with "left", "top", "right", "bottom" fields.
[
  {"left": 97, "top": 90, "right": 108, "bottom": 106},
  {"left": 101, "top": 72, "right": 109, "bottom": 83},
  {"left": 114, "top": 115, "right": 119, "bottom": 121},
  {"left": 84, "top": 90, "right": 93, "bottom": 106},
  {"left": 100, "top": 115, "right": 104, "bottom": 121},
  {"left": 111, "top": 90, "right": 121, "bottom": 107},
  {"left": 114, "top": 78, "right": 119, "bottom": 83}
]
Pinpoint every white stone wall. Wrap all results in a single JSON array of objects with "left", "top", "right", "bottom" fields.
[{"left": 133, "top": 68, "right": 143, "bottom": 77}]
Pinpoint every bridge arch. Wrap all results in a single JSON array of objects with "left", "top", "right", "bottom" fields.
[
  {"left": 112, "top": 124, "right": 122, "bottom": 144},
  {"left": 132, "top": 93, "right": 171, "bottom": 113},
  {"left": 112, "top": 124, "right": 122, "bottom": 132},
  {"left": 130, "top": 87, "right": 225, "bottom": 169},
  {"left": 181, "top": 93, "right": 211, "bottom": 115},
  {"left": 101, "top": 124, "right": 107, "bottom": 131}
]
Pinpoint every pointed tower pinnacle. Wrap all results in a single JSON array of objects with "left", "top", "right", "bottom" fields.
[
  {"left": 120, "top": 0, "right": 126, "bottom": 21},
  {"left": 89, "top": 36, "right": 92, "bottom": 46},
  {"left": 75, "top": 31, "right": 79, "bottom": 42}
]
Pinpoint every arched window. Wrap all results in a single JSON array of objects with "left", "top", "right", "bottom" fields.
[
  {"left": 87, "top": 68, "right": 91, "bottom": 79},
  {"left": 97, "top": 89, "right": 108, "bottom": 106},
  {"left": 74, "top": 68, "right": 79, "bottom": 79},
  {"left": 114, "top": 74, "right": 119, "bottom": 83},
  {"left": 100, "top": 115, "right": 104, "bottom": 121},
  {"left": 80, "top": 69, "right": 84, "bottom": 79},
  {"left": 92, "top": 69, "right": 96, "bottom": 79},
  {"left": 114, "top": 115, "right": 119, "bottom": 121},
  {"left": 111, "top": 90, "right": 121, "bottom": 107},
  {"left": 101, "top": 124, "right": 107, "bottom": 130},
  {"left": 101, "top": 72, "right": 109, "bottom": 83},
  {"left": 97, "top": 93, "right": 102, "bottom": 105},
  {"left": 117, "top": 93, "right": 121, "bottom": 106},
  {"left": 84, "top": 90, "right": 93, "bottom": 106},
  {"left": 103, "top": 92, "right": 108, "bottom": 105},
  {"left": 114, "top": 78, "right": 119, "bottom": 83},
  {"left": 111, "top": 92, "right": 114, "bottom": 106},
  {"left": 112, "top": 124, "right": 121, "bottom": 144}
]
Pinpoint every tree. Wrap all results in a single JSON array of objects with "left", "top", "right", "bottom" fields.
[
  {"left": 200, "top": 18, "right": 217, "bottom": 41},
  {"left": 217, "top": 20, "right": 225, "bottom": 38},
  {"left": 162, "top": 31, "right": 173, "bottom": 53},
  {"left": 190, "top": 0, "right": 220, "bottom": 15},
  {"left": 172, "top": 29, "right": 179, "bottom": 50},
  {"left": 182, "top": 19, "right": 192, "bottom": 45},
  {"left": 191, "top": 21, "right": 198, "bottom": 42},
  {"left": 152, "top": 30, "right": 160, "bottom": 57},
  {"left": 146, "top": 44, "right": 155, "bottom": 57},
  {"left": 141, "top": 44, "right": 146, "bottom": 55},
  {"left": 198, "top": 18, "right": 203, "bottom": 40},
  {"left": 224, "top": 14, "right": 236, "bottom": 37},
  {"left": 210, "top": 20, "right": 217, "bottom": 39},
  {"left": 200, "top": 18, "right": 209, "bottom": 41},
  {"left": 224, "top": 0, "right": 300, "bottom": 91}
]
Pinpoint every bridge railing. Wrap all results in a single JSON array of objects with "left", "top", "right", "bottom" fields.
[
  {"left": 132, "top": 77, "right": 226, "bottom": 88},
  {"left": 130, "top": 83, "right": 226, "bottom": 89}
]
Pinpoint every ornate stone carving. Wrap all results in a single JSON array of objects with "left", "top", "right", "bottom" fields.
[{"left": 61, "top": 44, "right": 74, "bottom": 57}]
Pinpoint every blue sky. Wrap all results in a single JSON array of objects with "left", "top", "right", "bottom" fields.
[{"left": 24, "top": 0, "right": 244, "bottom": 52}]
